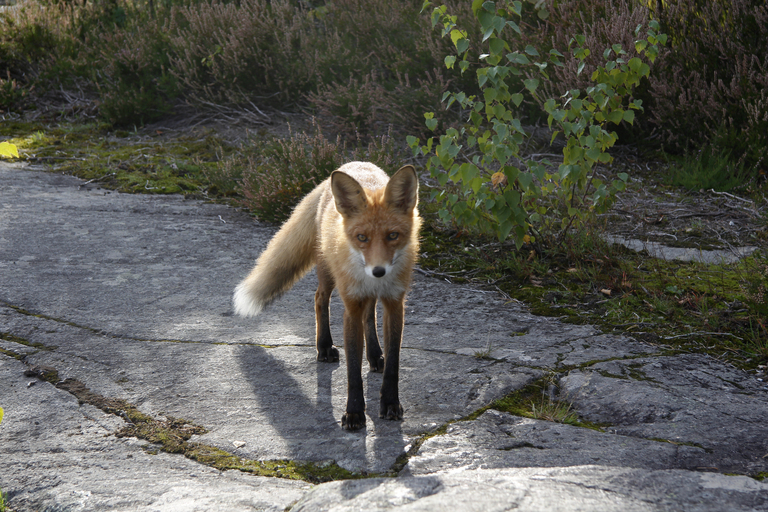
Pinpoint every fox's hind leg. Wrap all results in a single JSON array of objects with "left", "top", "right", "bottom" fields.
[
  {"left": 315, "top": 260, "right": 339, "bottom": 362},
  {"left": 364, "top": 300, "right": 384, "bottom": 373}
]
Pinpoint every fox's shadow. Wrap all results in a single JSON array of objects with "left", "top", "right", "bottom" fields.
[{"left": 237, "top": 332, "right": 408, "bottom": 472}]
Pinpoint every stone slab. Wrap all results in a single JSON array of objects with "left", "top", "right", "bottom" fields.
[
  {"left": 0, "top": 355, "right": 310, "bottom": 512},
  {"left": 292, "top": 466, "right": 768, "bottom": 512}
]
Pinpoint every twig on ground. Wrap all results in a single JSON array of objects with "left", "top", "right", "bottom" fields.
[{"left": 663, "top": 331, "right": 744, "bottom": 341}]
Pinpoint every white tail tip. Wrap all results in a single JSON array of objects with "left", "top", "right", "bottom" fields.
[{"left": 233, "top": 281, "right": 264, "bottom": 317}]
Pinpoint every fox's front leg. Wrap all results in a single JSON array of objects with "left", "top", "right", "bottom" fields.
[
  {"left": 315, "top": 262, "right": 339, "bottom": 362},
  {"left": 380, "top": 295, "right": 405, "bottom": 421},
  {"left": 341, "top": 297, "right": 371, "bottom": 430},
  {"left": 364, "top": 299, "right": 384, "bottom": 372}
]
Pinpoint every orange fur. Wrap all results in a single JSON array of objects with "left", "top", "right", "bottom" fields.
[{"left": 234, "top": 162, "right": 420, "bottom": 430}]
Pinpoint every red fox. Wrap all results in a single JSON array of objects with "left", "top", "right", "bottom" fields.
[{"left": 233, "top": 162, "right": 421, "bottom": 430}]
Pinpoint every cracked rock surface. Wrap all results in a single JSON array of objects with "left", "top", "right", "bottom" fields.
[{"left": 1, "top": 161, "right": 767, "bottom": 511}]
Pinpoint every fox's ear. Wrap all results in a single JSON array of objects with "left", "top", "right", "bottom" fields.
[
  {"left": 331, "top": 171, "right": 367, "bottom": 217},
  {"left": 385, "top": 165, "right": 419, "bottom": 214}
]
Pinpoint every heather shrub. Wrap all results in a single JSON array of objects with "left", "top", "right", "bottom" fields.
[
  {"left": 649, "top": 0, "right": 768, "bottom": 170},
  {"left": 229, "top": 121, "right": 403, "bottom": 223},
  {"left": 239, "top": 131, "right": 341, "bottom": 223},
  {"left": 303, "top": 0, "right": 476, "bottom": 139},
  {"left": 307, "top": 71, "right": 391, "bottom": 140},
  {"left": 0, "top": 2, "right": 67, "bottom": 107},
  {"left": 89, "top": 18, "right": 178, "bottom": 126},
  {"left": 167, "top": 0, "right": 317, "bottom": 108}
]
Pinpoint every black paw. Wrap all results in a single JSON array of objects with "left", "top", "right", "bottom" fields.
[
  {"left": 379, "top": 402, "right": 404, "bottom": 420},
  {"left": 369, "top": 355, "right": 385, "bottom": 373},
  {"left": 317, "top": 346, "right": 339, "bottom": 362},
  {"left": 341, "top": 411, "right": 366, "bottom": 430}
]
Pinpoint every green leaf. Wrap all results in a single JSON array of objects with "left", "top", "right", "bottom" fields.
[
  {"left": 586, "top": 148, "right": 601, "bottom": 161},
  {"left": 517, "top": 172, "right": 533, "bottom": 190},
  {"left": 477, "top": 9, "right": 494, "bottom": 33},
  {"left": 607, "top": 110, "right": 624, "bottom": 124},
  {"left": 426, "top": 118, "right": 438, "bottom": 131},
  {"left": 459, "top": 60, "right": 470, "bottom": 73},
  {"left": 628, "top": 57, "right": 642, "bottom": 73},
  {"left": 489, "top": 37, "right": 505, "bottom": 55},
  {"left": 523, "top": 78, "right": 539, "bottom": 93},
  {"left": 623, "top": 110, "right": 635, "bottom": 124},
  {"left": 484, "top": 88, "right": 498, "bottom": 102},
  {"left": 537, "top": 8, "right": 549, "bottom": 20},
  {"left": 524, "top": 45, "right": 539, "bottom": 56},
  {"left": 507, "top": 52, "right": 530, "bottom": 65},
  {"left": 444, "top": 55, "right": 456, "bottom": 69},
  {"left": 511, "top": 93, "right": 524, "bottom": 107}
]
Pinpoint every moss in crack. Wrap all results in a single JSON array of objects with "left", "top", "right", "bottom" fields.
[
  {"left": 596, "top": 369, "right": 630, "bottom": 380},
  {"left": 0, "top": 348, "right": 24, "bottom": 360},
  {"left": 483, "top": 377, "right": 609, "bottom": 432},
  {"left": 0, "top": 331, "right": 54, "bottom": 351},
  {"left": 625, "top": 363, "right": 658, "bottom": 383},
  {"left": 389, "top": 424, "right": 452, "bottom": 476},
  {"left": 27, "top": 371, "right": 368, "bottom": 484},
  {"left": 187, "top": 444, "right": 363, "bottom": 483},
  {"left": 389, "top": 375, "right": 614, "bottom": 474},
  {"left": 647, "top": 437, "right": 713, "bottom": 453},
  {"left": 54, "top": 377, "right": 205, "bottom": 453}
]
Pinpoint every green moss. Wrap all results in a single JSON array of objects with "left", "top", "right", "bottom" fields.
[
  {"left": 0, "top": 348, "right": 24, "bottom": 360},
  {"left": 0, "top": 331, "right": 53, "bottom": 351},
  {"left": 3, "top": 120, "right": 232, "bottom": 199},
  {"left": 647, "top": 437, "right": 713, "bottom": 453},
  {"left": 465, "top": 377, "right": 608, "bottom": 431},
  {"left": 187, "top": 444, "right": 363, "bottom": 483}
]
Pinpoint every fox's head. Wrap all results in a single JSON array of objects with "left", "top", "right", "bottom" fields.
[{"left": 331, "top": 165, "right": 419, "bottom": 279}]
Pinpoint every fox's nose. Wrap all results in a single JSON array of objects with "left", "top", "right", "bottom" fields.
[{"left": 372, "top": 266, "right": 386, "bottom": 278}]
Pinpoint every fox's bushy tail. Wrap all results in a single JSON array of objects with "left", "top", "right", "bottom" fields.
[{"left": 233, "top": 186, "right": 324, "bottom": 317}]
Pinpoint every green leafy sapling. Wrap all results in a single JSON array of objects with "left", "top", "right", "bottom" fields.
[{"left": 408, "top": 1, "right": 666, "bottom": 248}]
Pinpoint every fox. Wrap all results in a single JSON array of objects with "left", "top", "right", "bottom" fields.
[{"left": 233, "top": 162, "right": 421, "bottom": 430}]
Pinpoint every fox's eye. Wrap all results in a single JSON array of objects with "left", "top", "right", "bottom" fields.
[
  {"left": 387, "top": 232, "right": 399, "bottom": 240},
  {"left": 357, "top": 234, "right": 368, "bottom": 242}
]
